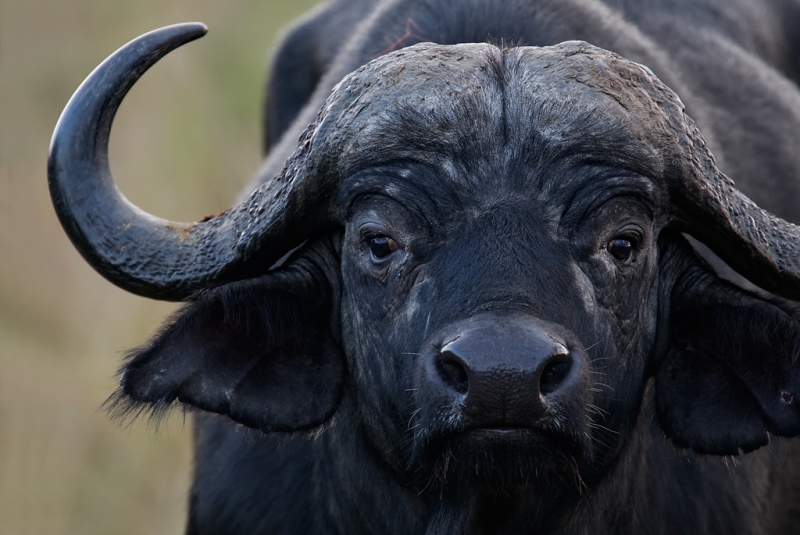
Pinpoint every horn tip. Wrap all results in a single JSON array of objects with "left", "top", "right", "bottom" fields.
[{"left": 167, "top": 22, "right": 209, "bottom": 39}]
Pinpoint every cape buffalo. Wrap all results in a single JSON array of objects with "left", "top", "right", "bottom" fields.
[{"left": 48, "top": 0, "right": 800, "bottom": 533}]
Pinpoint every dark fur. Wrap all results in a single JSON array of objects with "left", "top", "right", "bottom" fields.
[{"left": 117, "top": 1, "right": 800, "bottom": 533}]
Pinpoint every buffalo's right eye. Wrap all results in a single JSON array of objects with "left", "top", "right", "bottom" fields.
[
  {"left": 607, "top": 238, "right": 633, "bottom": 262},
  {"left": 369, "top": 235, "right": 398, "bottom": 260}
]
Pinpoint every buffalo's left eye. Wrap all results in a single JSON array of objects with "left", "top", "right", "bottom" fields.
[
  {"left": 607, "top": 238, "right": 633, "bottom": 262},
  {"left": 369, "top": 235, "right": 398, "bottom": 260}
]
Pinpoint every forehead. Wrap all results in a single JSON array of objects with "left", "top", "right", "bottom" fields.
[{"left": 333, "top": 42, "right": 668, "bottom": 206}]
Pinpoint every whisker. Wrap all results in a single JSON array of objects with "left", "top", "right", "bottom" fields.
[
  {"left": 587, "top": 422, "right": 620, "bottom": 435},
  {"left": 586, "top": 403, "right": 609, "bottom": 416},
  {"left": 583, "top": 341, "right": 601, "bottom": 352}
]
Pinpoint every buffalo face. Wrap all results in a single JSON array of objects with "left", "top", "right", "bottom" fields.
[
  {"left": 49, "top": 27, "right": 800, "bottom": 509},
  {"left": 333, "top": 44, "right": 666, "bottom": 491}
]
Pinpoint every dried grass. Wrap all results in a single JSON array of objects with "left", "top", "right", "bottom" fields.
[{"left": 0, "top": 0, "right": 320, "bottom": 532}]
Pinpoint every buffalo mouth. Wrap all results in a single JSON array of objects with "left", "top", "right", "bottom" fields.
[
  {"left": 408, "top": 422, "right": 592, "bottom": 492},
  {"left": 405, "top": 315, "right": 595, "bottom": 491}
]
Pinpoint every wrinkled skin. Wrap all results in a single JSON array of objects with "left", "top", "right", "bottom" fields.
[
  {"left": 48, "top": 0, "right": 800, "bottom": 533},
  {"left": 335, "top": 46, "right": 663, "bottom": 493},
  {"left": 164, "top": 44, "right": 800, "bottom": 534}
]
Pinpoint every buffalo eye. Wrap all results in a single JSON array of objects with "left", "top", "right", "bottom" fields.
[
  {"left": 607, "top": 238, "right": 633, "bottom": 262},
  {"left": 369, "top": 235, "right": 398, "bottom": 260}
]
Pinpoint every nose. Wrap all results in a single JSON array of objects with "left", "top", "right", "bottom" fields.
[{"left": 433, "top": 318, "right": 583, "bottom": 427}]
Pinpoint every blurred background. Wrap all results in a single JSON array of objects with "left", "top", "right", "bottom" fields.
[{"left": 0, "top": 0, "right": 320, "bottom": 532}]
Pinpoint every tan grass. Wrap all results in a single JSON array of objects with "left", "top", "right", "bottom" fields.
[{"left": 0, "top": 0, "right": 321, "bottom": 532}]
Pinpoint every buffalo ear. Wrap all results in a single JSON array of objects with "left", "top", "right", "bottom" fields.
[
  {"left": 108, "top": 237, "right": 344, "bottom": 433},
  {"left": 656, "top": 237, "right": 800, "bottom": 455}
]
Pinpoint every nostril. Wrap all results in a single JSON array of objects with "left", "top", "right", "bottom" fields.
[
  {"left": 437, "top": 351, "right": 469, "bottom": 394},
  {"left": 539, "top": 354, "right": 572, "bottom": 396}
]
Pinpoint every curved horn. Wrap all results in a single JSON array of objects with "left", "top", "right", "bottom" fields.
[
  {"left": 49, "top": 24, "right": 335, "bottom": 301},
  {"left": 563, "top": 43, "right": 800, "bottom": 301},
  {"left": 671, "top": 123, "right": 800, "bottom": 301}
]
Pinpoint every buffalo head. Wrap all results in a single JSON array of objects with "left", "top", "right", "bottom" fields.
[{"left": 49, "top": 24, "right": 800, "bottom": 504}]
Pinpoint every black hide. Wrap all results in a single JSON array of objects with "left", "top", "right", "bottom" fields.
[
  {"left": 116, "top": 235, "right": 344, "bottom": 432},
  {"left": 657, "top": 235, "right": 800, "bottom": 455},
  {"left": 106, "top": 0, "right": 800, "bottom": 534}
]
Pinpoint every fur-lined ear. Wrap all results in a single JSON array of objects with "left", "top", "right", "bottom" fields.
[
  {"left": 109, "top": 236, "right": 344, "bottom": 432},
  {"left": 656, "top": 236, "right": 800, "bottom": 454}
]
